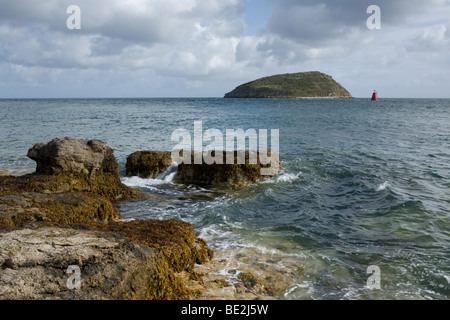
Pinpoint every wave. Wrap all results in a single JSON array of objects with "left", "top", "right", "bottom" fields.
[
  {"left": 0, "top": 166, "right": 35, "bottom": 176},
  {"left": 121, "top": 163, "right": 178, "bottom": 188},
  {"left": 261, "top": 171, "right": 301, "bottom": 184},
  {"left": 157, "top": 163, "right": 179, "bottom": 182},
  {"left": 376, "top": 181, "right": 391, "bottom": 191},
  {"left": 121, "top": 176, "right": 164, "bottom": 188}
]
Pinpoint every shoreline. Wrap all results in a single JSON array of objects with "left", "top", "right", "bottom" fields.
[
  {"left": 0, "top": 137, "right": 281, "bottom": 300},
  {"left": 0, "top": 172, "right": 279, "bottom": 301}
]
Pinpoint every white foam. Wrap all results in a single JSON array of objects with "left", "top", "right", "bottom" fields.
[
  {"left": 121, "top": 176, "right": 164, "bottom": 188},
  {"left": 156, "top": 163, "right": 178, "bottom": 182},
  {"left": 284, "top": 282, "right": 312, "bottom": 298},
  {"left": 121, "top": 163, "right": 179, "bottom": 188},
  {"left": 261, "top": 172, "right": 301, "bottom": 184},
  {"left": 376, "top": 181, "right": 391, "bottom": 191},
  {"left": 444, "top": 274, "right": 450, "bottom": 285}
]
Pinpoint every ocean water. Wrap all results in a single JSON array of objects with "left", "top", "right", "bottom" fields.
[{"left": 0, "top": 98, "right": 449, "bottom": 300}]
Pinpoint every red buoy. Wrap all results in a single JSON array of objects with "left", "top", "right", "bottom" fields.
[{"left": 371, "top": 90, "right": 378, "bottom": 101}]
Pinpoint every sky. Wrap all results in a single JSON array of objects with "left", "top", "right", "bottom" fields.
[{"left": 0, "top": 0, "right": 449, "bottom": 98}]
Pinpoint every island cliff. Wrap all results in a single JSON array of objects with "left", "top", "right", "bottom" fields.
[{"left": 224, "top": 71, "right": 352, "bottom": 98}]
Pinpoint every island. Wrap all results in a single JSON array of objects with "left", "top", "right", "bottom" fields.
[{"left": 224, "top": 71, "right": 352, "bottom": 98}]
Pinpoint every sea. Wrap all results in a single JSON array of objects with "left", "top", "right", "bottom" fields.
[{"left": 0, "top": 97, "right": 449, "bottom": 300}]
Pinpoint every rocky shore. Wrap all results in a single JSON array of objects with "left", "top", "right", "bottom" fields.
[
  {"left": 126, "top": 150, "right": 281, "bottom": 189},
  {"left": 0, "top": 137, "right": 281, "bottom": 300}
]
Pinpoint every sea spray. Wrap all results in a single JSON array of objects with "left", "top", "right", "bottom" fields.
[
  {"left": 376, "top": 181, "right": 391, "bottom": 191},
  {"left": 121, "top": 163, "right": 178, "bottom": 188},
  {"left": 157, "top": 163, "right": 179, "bottom": 182}
]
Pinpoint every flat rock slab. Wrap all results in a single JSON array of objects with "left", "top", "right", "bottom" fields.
[{"left": 0, "top": 227, "right": 160, "bottom": 300}]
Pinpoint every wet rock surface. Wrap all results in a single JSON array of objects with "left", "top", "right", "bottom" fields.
[
  {"left": 0, "top": 191, "right": 119, "bottom": 229},
  {"left": 175, "top": 151, "right": 281, "bottom": 189},
  {"left": 125, "top": 151, "right": 173, "bottom": 179},
  {"left": 126, "top": 150, "right": 282, "bottom": 189},
  {"left": 180, "top": 246, "right": 305, "bottom": 300}
]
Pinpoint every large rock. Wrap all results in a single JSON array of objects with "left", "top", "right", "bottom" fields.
[
  {"left": 174, "top": 151, "right": 281, "bottom": 189},
  {"left": 125, "top": 150, "right": 282, "bottom": 189},
  {"left": 24, "top": 137, "right": 138, "bottom": 201},
  {"left": 0, "top": 138, "right": 138, "bottom": 228},
  {"left": 0, "top": 227, "right": 167, "bottom": 300},
  {"left": 125, "top": 151, "right": 173, "bottom": 179},
  {"left": 27, "top": 137, "right": 118, "bottom": 176}
]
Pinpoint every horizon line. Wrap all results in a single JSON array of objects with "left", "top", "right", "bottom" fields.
[{"left": 0, "top": 96, "right": 449, "bottom": 100}]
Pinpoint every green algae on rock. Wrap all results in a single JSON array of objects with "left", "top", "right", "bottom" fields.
[
  {"left": 0, "top": 137, "right": 139, "bottom": 229},
  {"left": 0, "top": 227, "right": 188, "bottom": 300},
  {"left": 83, "top": 219, "right": 214, "bottom": 300},
  {"left": 0, "top": 172, "right": 138, "bottom": 201},
  {"left": 175, "top": 150, "right": 281, "bottom": 189},
  {"left": 238, "top": 271, "right": 276, "bottom": 296},
  {"left": 0, "top": 137, "right": 215, "bottom": 300},
  {"left": 125, "top": 150, "right": 282, "bottom": 190},
  {"left": 126, "top": 151, "right": 173, "bottom": 179},
  {"left": 0, "top": 190, "right": 119, "bottom": 229},
  {"left": 87, "top": 219, "right": 214, "bottom": 273}
]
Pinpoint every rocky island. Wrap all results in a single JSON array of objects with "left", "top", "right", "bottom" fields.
[{"left": 224, "top": 71, "right": 352, "bottom": 98}]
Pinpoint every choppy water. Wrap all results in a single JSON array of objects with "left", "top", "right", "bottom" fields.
[{"left": 0, "top": 98, "right": 449, "bottom": 300}]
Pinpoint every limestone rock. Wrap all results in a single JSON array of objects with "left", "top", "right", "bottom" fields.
[
  {"left": 0, "top": 227, "right": 162, "bottom": 300},
  {"left": 125, "top": 150, "right": 282, "bottom": 189},
  {"left": 27, "top": 137, "right": 118, "bottom": 176},
  {"left": 0, "top": 139, "right": 217, "bottom": 301},
  {"left": 24, "top": 137, "right": 138, "bottom": 200},
  {"left": 125, "top": 151, "right": 173, "bottom": 179},
  {"left": 174, "top": 150, "right": 282, "bottom": 189}
]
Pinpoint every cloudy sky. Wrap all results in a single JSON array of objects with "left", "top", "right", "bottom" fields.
[{"left": 0, "top": 0, "right": 449, "bottom": 98}]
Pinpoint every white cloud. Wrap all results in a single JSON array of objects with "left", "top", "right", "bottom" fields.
[{"left": 0, "top": 0, "right": 449, "bottom": 98}]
